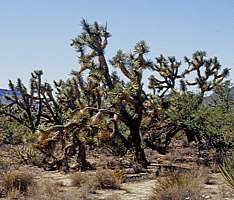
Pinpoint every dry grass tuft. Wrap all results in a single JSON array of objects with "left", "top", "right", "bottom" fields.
[
  {"left": 96, "top": 169, "right": 121, "bottom": 189},
  {"left": 70, "top": 172, "right": 89, "bottom": 187},
  {"left": 0, "top": 159, "right": 11, "bottom": 172},
  {"left": 70, "top": 169, "right": 122, "bottom": 199},
  {"left": 103, "top": 193, "right": 121, "bottom": 200},
  {"left": 71, "top": 169, "right": 121, "bottom": 190},
  {"left": 150, "top": 172, "right": 203, "bottom": 200},
  {"left": 3, "top": 170, "right": 34, "bottom": 194},
  {"left": 25, "top": 181, "right": 77, "bottom": 200},
  {"left": 220, "top": 153, "right": 234, "bottom": 189}
]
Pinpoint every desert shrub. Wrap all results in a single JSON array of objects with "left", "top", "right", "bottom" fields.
[
  {"left": 0, "top": 117, "right": 33, "bottom": 145},
  {"left": 5, "top": 188, "right": 23, "bottom": 200},
  {"left": 71, "top": 170, "right": 122, "bottom": 199},
  {"left": 15, "top": 144, "right": 41, "bottom": 165},
  {"left": 150, "top": 172, "right": 203, "bottom": 200},
  {"left": 0, "top": 159, "right": 11, "bottom": 172},
  {"left": 3, "top": 170, "right": 34, "bottom": 193},
  {"left": 31, "top": 181, "right": 68, "bottom": 200},
  {"left": 103, "top": 194, "right": 121, "bottom": 200},
  {"left": 97, "top": 156, "right": 121, "bottom": 169},
  {"left": 96, "top": 169, "right": 121, "bottom": 189},
  {"left": 220, "top": 153, "right": 234, "bottom": 189},
  {"left": 71, "top": 172, "right": 99, "bottom": 197},
  {"left": 113, "top": 168, "right": 124, "bottom": 183},
  {"left": 77, "top": 181, "right": 99, "bottom": 200},
  {"left": 71, "top": 169, "right": 122, "bottom": 193},
  {"left": 24, "top": 181, "right": 79, "bottom": 200},
  {"left": 70, "top": 172, "right": 89, "bottom": 187}
]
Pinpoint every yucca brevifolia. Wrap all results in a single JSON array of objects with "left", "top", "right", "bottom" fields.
[
  {"left": 110, "top": 42, "right": 154, "bottom": 166},
  {"left": 0, "top": 70, "right": 66, "bottom": 131},
  {"left": 148, "top": 55, "right": 182, "bottom": 97},
  {"left": 0, "top": 71, "right": 77, "bottom": 170},
  {"left": 143, "top": 55, "right": 184, "bottom": 150},
  {"left": 39, "top": 82, "right": 64, "bottom": 125},
  {"left": 54, "top": 78, "right": 81, "bottom": 112},
  {"left": 0, "top": 70, "right": 44, "bottom": 132},
  {"left": 183, "top": 51, "right": 230, "bottom": 102},
  {"left": 37, "top": 119, "right": 93, "bottom": 171},
  {"left": 144, "top": 52, "right": 231, "bottom": 150},
  {"left": 37, "top": 78, "right": 95, "bottom": 171},
  {"left": 71, "top": 19, "right": 153, "bottom": 167},
  {"left": 71, "top": 19, "right": 113, "bottom": 89}
]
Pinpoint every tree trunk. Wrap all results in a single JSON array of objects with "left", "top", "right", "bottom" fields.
[
  {"left": 77, "top": 142, "right": 86, "bottom": 171},
  {"left": 76, "top": 141, "right": 93, "bottom": 171},
  {"left": 130, "top": 126, "right": 149, "bottom": 168}
]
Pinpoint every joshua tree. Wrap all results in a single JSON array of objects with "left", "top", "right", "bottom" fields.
[
  {"left": 148, "top": 55, "right": 182, "bottom": 97},
  {"left": 70, "top": 19, "right": 155, "bottom": 167},
  {"left": 0, "top": 70, "right": 66, "bottom": 132},
  {"left": 70, "top": 20, "right": 231, "bottom": 165},
  {"left": 0, "top": 70, "right": 91, "bottom": 171},
  {"left": 0, "top": 70, "right": 44, "bottom": 132},
  {"left": 144, "top": 51, "right": 230, "bottom": 152},
  {"left": 183, "top": 51, "right": 230, "bottom": 101},
  {"left": 1, "top": 19, "right": 231, "bottom": 169}
]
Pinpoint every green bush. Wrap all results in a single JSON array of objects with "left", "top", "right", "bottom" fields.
[{"left": 0, "top": 117, "right": 33, "bottom": 145}]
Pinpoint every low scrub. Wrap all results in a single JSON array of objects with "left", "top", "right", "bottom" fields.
[
  {"left": 70, "top": 172, "right": 89, "bottom": 187},
  {"left": 150, "top": 172, "right": 203, "bottom": 200},
  {"left": 71, "top": 169, "right": 121, "bottom": 191},
  {"left": 96, "top": 169, "right": 121, "bottom": 189},
  {"left": 0, "top": 159, "right": 11, "bottom": 172},
  {"left": 3, "top": 170, "right": 34, "bottom": 194}
]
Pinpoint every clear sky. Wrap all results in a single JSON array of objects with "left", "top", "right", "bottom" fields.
[{"left": 0, "top": 0, "right": 234, "bottom": 89}]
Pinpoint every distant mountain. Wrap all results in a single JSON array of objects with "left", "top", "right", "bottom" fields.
[
  {"left": 230, "top": 86, "right": 234, "bottom": 99},
  {"left": 0, "top": 87, "right": 233, "bottom": 105},
  {"left": 203, "top": 86, "right": 234, "bottom": 104},
  {"left": 0, "top": 89, "right": 15, "bottom": 104}
]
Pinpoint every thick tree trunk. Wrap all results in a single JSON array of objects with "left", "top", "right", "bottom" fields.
[
  {"left": 76, "top": 142, "right": 86, "bottom": 171},
  {"left": 76, "top": 141, "right": 93, "bottom": 171},
  {"left": 130, "top": 126, "right": 149, "bottom": 168}
]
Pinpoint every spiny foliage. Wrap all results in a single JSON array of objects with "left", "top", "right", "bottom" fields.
[
  {"left": 0, "top": 19, "right": 232, "bottom": 170},
  {"left": 183, "top": 51, "right": 230, "bottom": 95}
]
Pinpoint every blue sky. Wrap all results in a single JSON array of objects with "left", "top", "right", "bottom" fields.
[{"left": 0, "top": 0, "right": 233, "bottom": 89}]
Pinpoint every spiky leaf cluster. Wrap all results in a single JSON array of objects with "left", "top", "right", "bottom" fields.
[{"left": 183, "top": 51, "right": 230, "bottom": 94}]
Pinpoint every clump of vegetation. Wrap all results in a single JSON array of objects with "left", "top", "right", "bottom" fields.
[
  {"left": 0, "top": 19, "right": 233, "bottom": 174},
  {"left": 71, "top": 169, "right": 121, "bottom": 197},
  {"left": 220, "top": 153, "right": 234, "bottom": 189},
  {"left": 70, "top": 170, "right": 122, "bottom": 199},
  {"left": 15, "top": 145, "right": 41, "bottom": 165},
  {"left": 103, "top": 194, "right": 121, "bottom": 200},
  {"left": 0, "top": 117, "right": 32, "bottom": 145},
  {"left": 2, "top": 170, "right": 34, "bottom": 194},
  {"left": 28, "top": 181, "right": 71, "bottom": 200},
  {"left": 96, "top": 169, "right": 121, "bottom": 189},
  {"left": 0, "top": 159, "right": 11, "bottom": 172},
  {"left": 150, "top": 173, "right": 203, "bottom": 200},
  {"left": 70, "top": 172, "right": 89, "bottom": 187}
]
